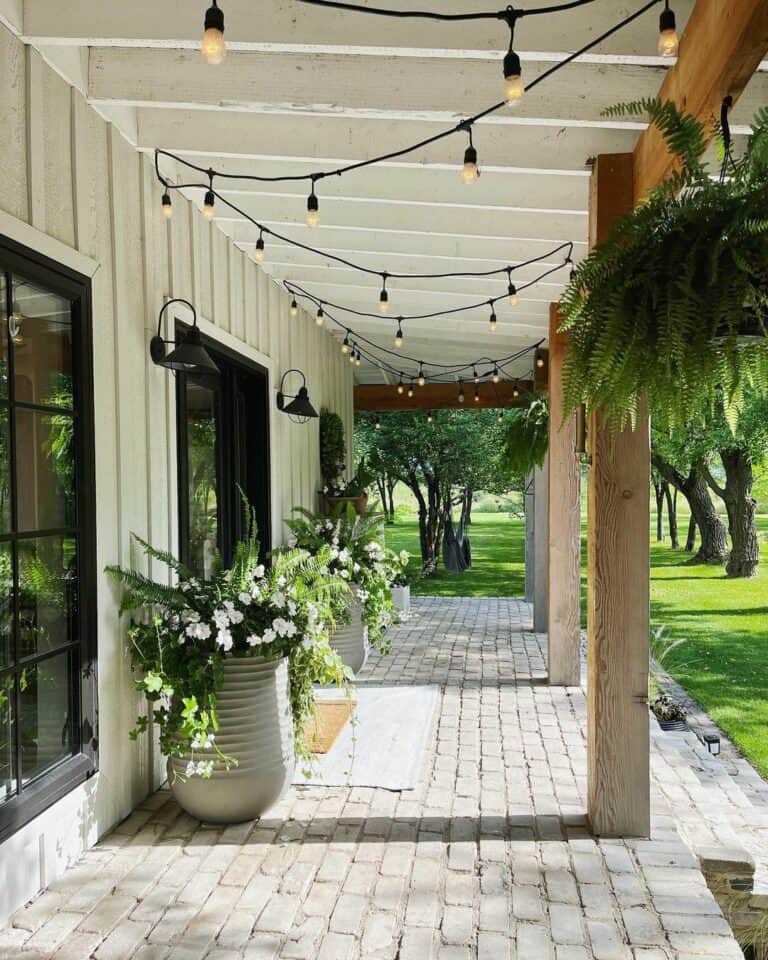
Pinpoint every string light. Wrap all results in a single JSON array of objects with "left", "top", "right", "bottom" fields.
[
  {"left": 536, "top": 350, "right": 546, "bottom": 369},
  {"left": 458, "top": 382, "right": 465, "bottom": 404},
  {"left": 473, "top": 366, "right": 479, "bottom": 383},
  {"left": 161, "top": 192, "right": 173, "bottom": 220},
  {"left": 507, "top": 271, "right": 519, "bottom": 306},
  {"left": 503, "top": 13, "right": 524, "bottom": 103},
  {"left": 290, "top": 298, "right": 299, "bottom": 317},
  {"left": 379, "top": 275, "right": 390, "bottom": 314},
  {"left": 203, "top": 186, "right": 216, "bottom": 222},
  {"left": 493, "top": 365, "right": 500, "bottom": 384},
  {"left": 489, "top": 305, "right": 497, "bottom": 331},
  {"left": 512, "top": 382, "right": 520, "bottom": 398},
  {"left": 306, "top": 185, "right": 320, "bottom": 228},
  {"left": 341, "top": 332, "right": 350, "bottom": 354},
  {"left": 461, "top": 127, "right": 479, "bottom": 184},
  {"left": 348, "top": 347, "right": 356, "bottom": 364},
  {"left": 316, "top": 305, "right": 325, "bottom": 326},
  {"left": 418, "top": 364, "right": 426, "bottom": 387},
  {"left": 375, "top": 417, "right": 381, "bottom": 430},
  {"left": 474, "top": 384, "right": 480, "bottom": 403},
  {"left": 497, "top": 411, "right": 504, "bottom": 423},
  {"left": 355, "top": 350, "right": 362, "bottom": 367},
  {"left": 395, "top": 322, "right": 404, "bottom": 349},
  {"left": 658, "top": 1, "right": 678, "bottom": 56},
  {"left": 397, "top": 376, "right": 405, "bottom": 395},
  {"left": 254, "top": 233, "right": 265, "bottom": 263},
  {"left": 202, "top": 1, "right": 226, "bottom": 65},
  {"left": 407, "top": 382, "right": 415, "bottom": 398},
  {"left": 427, "top": 411, "right": 433, "bottom": 424}
]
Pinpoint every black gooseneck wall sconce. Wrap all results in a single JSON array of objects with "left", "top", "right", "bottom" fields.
[
  {"left": 277, "top": 369, "right": 319, "bottom": 424},
  {"left": 150, "top": 298, "right": 220, "bottom": 376}
]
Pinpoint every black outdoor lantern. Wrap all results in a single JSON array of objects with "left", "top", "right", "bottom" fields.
[
  {"left": 702, "top": 733, "right": 721, "bottom": 757},
  {"left": 150, "top": 298, "right": 220, "bottom": 377},
  {"left": 277, "top": 368, "right": 319, "bottom": 424}
]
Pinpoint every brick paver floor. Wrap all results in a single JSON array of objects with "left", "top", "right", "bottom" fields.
[{"left": 0, "top": 597, "right": 754, "bottom": 959}]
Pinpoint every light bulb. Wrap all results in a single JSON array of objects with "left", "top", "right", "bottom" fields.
[
  {"left": 512, "top": 384, "right": 520, "bottom": 398},
  {"left": 489, "top": 309, "right": 497, "bottom": 331},
  {"left": 306, "top": 191, "right": 319, "bottom": 228},
  {"left": 254, "top": 236, "right": 265, "bottom": 263},
  {"left": 375, "top": 418, "right": 381, "bottom": 430},
  {"left": 316, "top": 306, "right": 324, "bottom": 327},
  {"left": 379, "top": 287, "right": 389, "bottom": 313},
  {"left": 658, "top": 6, "right": 678, "bottom": 56},
  {"left": 161, "top": 193, "right": 173, "bottom": 220},
  {"left": 203, "top": 189, "right": 216, "bottom": 222},
  {"left": 536, "top": 352, "right": 545, "bottom": 369},
  {"left": 493, "top": 367, "right": 500, "bottom": 384},
  {"left": 503, "top": 50, "right": 524, "bottom": 102},
  {"left": 418, "top": 367, "right": 426, "bottom": 387},
  {"left": 348, "top": 349, "right": 356, "bottom": 364},
  {"left": 497, "top": 413, "right": 503, "bottom": 423},
  {"left": 397, "top": 379, "right": 404, "bottom": 395},
  {"left": 461, "top": 145, "right": 479, "bottom": 184},
  {"left": 427, "top": 411, "right": 433, "bottom": 424},
  {"left": 473, "top": 367, "right": 479, "bottom": 383},
  {"left": 508, "top": 283, "right": 518, "bottom": 306},
  {"left": 202, "top": 3, "right": 226, "bottom": 65},
  {"left": 395, "top": 326, "right": 404, "bottom": 349},
  {"left": 474, "top": 386, "right": 480, "bottom": 403},
  {"left": 407, "top": 385, "right": 414, "bottom": 398},
  {"left": 458, "top": 385, "right": 465, "bottom": 404},
  {"left": 290, "top": 299, "right": 299, "bottom": 317},
  {"left": 355, "top": 352, "right": 362, "bottom": 367},
  {"left": 341, "top": 333, "right": 350, "bottom": 354}
]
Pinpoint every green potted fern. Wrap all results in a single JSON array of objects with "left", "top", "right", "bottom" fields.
[{"left": 560, "top": 99, "right": 768, "bottom": 432}]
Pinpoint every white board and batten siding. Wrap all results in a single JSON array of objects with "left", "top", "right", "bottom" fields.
[{"left": 0, "top": 24, "right": 354, "bottom": 923}]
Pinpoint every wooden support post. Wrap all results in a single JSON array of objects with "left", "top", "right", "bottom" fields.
[
  {"left": 548, "top": 304, "right": 581, "bottom": 686},
  {"left": 524, "top": 472, "right": 534, "bottom": 604},
  {"left": 532, "top": 456, "right": 549, "bottom": 634},
  {"left": 587, "top": 153, "right": 651, "bottom": 838}
]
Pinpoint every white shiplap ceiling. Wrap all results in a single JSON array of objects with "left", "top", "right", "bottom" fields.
[{"left": 8, "top": 0, "right": 767, "bottom": 384}]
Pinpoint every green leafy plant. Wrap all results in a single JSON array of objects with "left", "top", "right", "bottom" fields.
[
  {"left": 319, "top": 409, "right": 347, "bottom": 492},
  {"left": 284, "top": 504, "right": 398, "bottom": 652},
  {"left": 500, "top": 396, "right": 549, "bottom": 476},
  {"left": 106, "top": 510, "right": 351, "bottom": 773},
  {"left": 560, "top": 99, "right": 768, "bottom": 432}
]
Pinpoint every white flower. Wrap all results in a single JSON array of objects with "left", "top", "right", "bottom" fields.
[
  {"left": 272, "top": 590, "right": 286, "bottom": 609},
  {"left": 277, "top": 575, "right": 287, "bottom": 587},
  {"left": 238, "top": 592, "right": 252, "bottom": 606},
  {"left": 195, "top": 760, "right": 214, "bottom": 777},
  {"left": 338, "top": 548, "right": 350, "bottom": 563},
  {"left": 185, "top": 761, "right": 197, "bottom": 777},
  {"left": 399, "top": 550, "right": 410, "bottom": 565},
  {"left": 213, "top": 608, "right": 230, "bottom": 630},
  {"left": 330, "top": 547, "right": 339, "bottom": 560},
  {"left": 185, "top": 621, "right": 211, "bottom": 641},
  {"left": 301, "top": 635, "right": 314, "bottom": 650},
  {"left": 223, "top": 600, "right": 244, "bottom": 625},
  {"left": 216, "top": 628, "right": 234, "bottom": 652},
  {"left": 262, "top": 628, "right": 276, "bottom": 644},
  {"left": 191, "top": 732, "right": 215, "bottom": 750},
  {"left": 340, "top": 569, "right": 350, "bottom": 580},
  {"left": 287, "top": 535, "right": 297, "bottom": 548},
  {"left": 254, "top": 564, "right": 266, "bottom": 579},
  {"left": 272, "top": 618, "right": 297, "bottom": 638},
  {"left": 247, "top": 634, "right": 262, "bottom": 647},
  {"left": 353, "top": 562, "right": 360, "bottom": 574},
  {"left": 180, "top": 582, "right": 191, "bottom": 593},
  {"left": 183, "top": 609, "right": 200, "bottom": 623},
  {"left": 288, "top": 600, "right": 297, "bottom": 616}
]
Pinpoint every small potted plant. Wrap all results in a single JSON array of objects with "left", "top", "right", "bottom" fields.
[
  {"left": 285, "top": 504, "right": 396, "bottom": 673},
  {"left": 651, "top": 694, "right": 688, "bottom": 732},
  {"left": 389, "top": 550, "right": 415, "bottom": 616},
  {"left": 107, "top": 512, "right": 349, "bottom": 824}
]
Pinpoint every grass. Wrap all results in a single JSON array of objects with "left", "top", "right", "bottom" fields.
[{"left": 386, "top": 511, "right": 768, "bottom": 778}]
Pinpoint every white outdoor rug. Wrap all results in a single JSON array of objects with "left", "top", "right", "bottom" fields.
[{"left": 294, "top": 685, "right": 440, "bottom": 790}]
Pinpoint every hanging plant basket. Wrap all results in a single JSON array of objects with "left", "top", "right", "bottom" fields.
[{"left": 560, "top": 99, "right": 768, "bottom": 433}]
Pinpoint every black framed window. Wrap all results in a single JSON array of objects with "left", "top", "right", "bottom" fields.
[
  {"left": 0, "top": 238, "right": 96, "bottom": 843},
  {"left": 176, "top": 331, "right": 270, "bottom": 575}
]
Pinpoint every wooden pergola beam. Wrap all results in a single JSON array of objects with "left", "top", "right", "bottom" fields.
[
  {"left": 354, "top": 380, "right": 534, "bottom": 411},
  {"left": 633, "top": 0, "right": 768, "bottom": 202}
]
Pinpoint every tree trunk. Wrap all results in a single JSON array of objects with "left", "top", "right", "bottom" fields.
[
  {"left": 665, "top": 485, "right": 679, "bottom": 549},
  {"left": 720, "top": 449, "right": 759, "bottom": 578},
  {"left": 464, "top": 488, "right": 473, "bottom": 526},
  {"left": 651, "top": 454, "right": 729, "bottom": 565},
  {"left": 376, "top": 477, "right": 389, "bottom": 520},
  {"left": 653, "top": 480, "right": 665, "bottom": 541},
  {"left": 685, "top": 516, "right": 697, "bottom": 553},
  {"left": 386, "top": 476, "right": 397, "bottom": 524}
]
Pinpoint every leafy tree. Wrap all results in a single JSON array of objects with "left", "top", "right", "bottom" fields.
[
  {"left": 499, "top": 396, "right": 548, "bottom": 477},
  {"left": 356, "top": 410, "right": 510, "bottom": 570}
]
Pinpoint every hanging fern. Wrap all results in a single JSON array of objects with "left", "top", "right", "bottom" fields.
[
  {"left": 560, "top": 99, "right": 768, "bottom": 432},
  {"left": 500, "top": 396, "right": 549, "bottom": 477}
]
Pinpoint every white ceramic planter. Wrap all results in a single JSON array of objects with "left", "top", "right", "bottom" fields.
[
  {"left": 330, "top": 593, "right": 369, "bottom": 674},
  {"left": 168, "top": 655, "right": 295, "bottom": 823},
  {"left": 391, "top": 585, "right": 411, "bottom": 615}
]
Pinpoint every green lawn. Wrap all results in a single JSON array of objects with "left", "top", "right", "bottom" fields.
[{"left": 387, "top": 512, "right": 768, "bottom": 778}]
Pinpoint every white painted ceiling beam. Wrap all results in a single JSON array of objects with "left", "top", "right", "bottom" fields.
[
  {"left": 152, "top": 153, "right": 591, "bottom": 210},
  {"left": 137, "top": 108, "right": 641, "bottom": 171},
  {"left": 21, "top": 0, "right": 695, "bottom": 58}
]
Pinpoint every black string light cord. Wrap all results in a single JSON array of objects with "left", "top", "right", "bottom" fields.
[
  {"left": 158, "top": 0, "right": 662, "bottom": 197},
  {"left": 282, "top": 251, "right": 569, "bottom": 324}
]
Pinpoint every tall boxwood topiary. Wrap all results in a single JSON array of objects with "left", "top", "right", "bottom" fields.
[{"left": 319, "top": 409, "right": 346, "bottom": 490}]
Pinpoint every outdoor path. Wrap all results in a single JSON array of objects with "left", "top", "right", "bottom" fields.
[{"left": 0, "top": 597, "right": 757, "bottom": 959}]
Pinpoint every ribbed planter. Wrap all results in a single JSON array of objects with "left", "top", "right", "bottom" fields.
[
  {"left": 168, "top": 655, "right": 295, "bottom": 823},
  {"left": 330, "top": 593, "right": 369, "bottom": 674},
  {"left": 391, "top": 585, "right": 410, "bottom": 615}
]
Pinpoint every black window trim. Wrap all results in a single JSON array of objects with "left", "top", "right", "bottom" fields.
[
  {"left": 0, "top": 233, "right": 98, "bottom": 845},
  {"left": 175, "top": 323, "right": 272, "bottom": 571}
]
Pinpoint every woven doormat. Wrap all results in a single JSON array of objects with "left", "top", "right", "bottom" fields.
[{"left": 305, "top": 699, "right": 355, "bottom": 754}]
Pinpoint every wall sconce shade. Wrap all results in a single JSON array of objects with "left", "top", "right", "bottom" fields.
[
  {"left": 277, "top": 369, "right": 319, "bottom": 423},
  {"left": 151, "top": 298, "right": 220, "bottom": 377}
]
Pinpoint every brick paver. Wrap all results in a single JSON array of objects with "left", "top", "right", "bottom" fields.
[{"left": 3, "top": 597, "right": 754, "bottom": 958}]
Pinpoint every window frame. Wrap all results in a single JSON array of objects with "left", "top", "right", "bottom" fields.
[
  {"left": 175, "top": 326, "right": 272, "bottom": 572},
  {"left": 0, "top": 234, "right": 97, "bottom": 844}
]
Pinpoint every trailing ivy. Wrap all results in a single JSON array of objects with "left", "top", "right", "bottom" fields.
[{"left": 560, "top": 99, "right": 768, "bottom": 432}]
